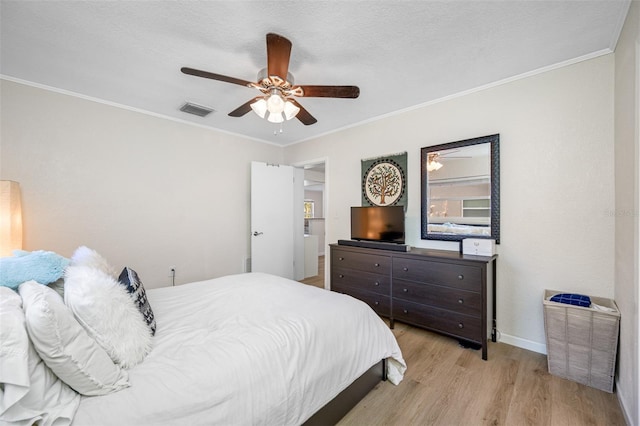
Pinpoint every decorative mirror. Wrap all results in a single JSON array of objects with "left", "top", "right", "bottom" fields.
[{"left": 421, "top": 134, "right": 500, "bottom": 243}]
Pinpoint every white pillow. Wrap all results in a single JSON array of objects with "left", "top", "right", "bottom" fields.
[
  {"left": 47, "top": 278, "right": 65, "bottom": 298},
  {"left": 64, "top": 265, "right": 153, "bottom": 368},
  {"left": 19, "top": 281, "right": 130, "bottom": 395},
  {"left": 69, "top": 246, "right": 117, "bottom": 277},
  {"left": 0, "top": 286, "right": 80, "bottom": 425}
]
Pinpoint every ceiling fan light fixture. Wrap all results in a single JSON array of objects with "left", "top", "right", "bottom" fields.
[
  {"left": 250, "top": 98, "right": 268, "bottom": 118},
  {"left": 267, "top": 111, "right": 285, "bottom": 123},
  {"left": 251, "top": 91, "right": 299, "bottom": 122},
  {"left": 427, "top": 153, "right": 443, "bottom": 172},
  {"left": 283, "top": 100, "right": 300, "bottom": 120},
  {"left": 427, "top": 161, "right": 443, "bottom": 172},
  {"left": 266, "top": 90, "right": 285, "bottom": 114}
]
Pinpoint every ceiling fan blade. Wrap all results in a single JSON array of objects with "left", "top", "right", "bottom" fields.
[
  {"left": 289, "top": 99, "right": 317, "bottom": 125},
  {"left": 266, "top": 33, "right": 292, "bottom": 80},
  {"left": 228, "top": 97, "right": 262, "bottom": 117},
  {"left": 181, "top": 67, "right": 253, "bottom": 87},
  {"left": 295, "top": 85, "right": 360, "bottom": 98}
]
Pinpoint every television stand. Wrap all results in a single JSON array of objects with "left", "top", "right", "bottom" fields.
[
  {"left": 330, "top": 243, "right": 497, "bottom": 360},
  {"left": 337, "top": 239, "right": 410, "bottom": 252}
]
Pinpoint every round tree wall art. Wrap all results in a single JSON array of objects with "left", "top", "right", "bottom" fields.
[{"left": 361, "top": 152, "right": 407, "bottom": 206}]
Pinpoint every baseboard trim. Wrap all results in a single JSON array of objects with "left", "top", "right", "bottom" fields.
[
  {"left": 615, "top": 380, "right": 635, "bottom": 426},
  {"left": 499, "top": 333, "right": 547, "bottom": 355}
]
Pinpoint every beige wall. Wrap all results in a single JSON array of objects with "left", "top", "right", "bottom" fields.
[
  {"left": 285, "top": 55, "right": 616, "bottom": 356},
  {"left": 614, "top": 1, "right": 640, "bottom": 424},
  {"left": 0, "top": 80, "right": 283, "bottom": 288}
]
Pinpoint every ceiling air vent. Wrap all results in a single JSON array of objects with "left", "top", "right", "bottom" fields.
[{"left": 180, "top": 102, "right": 214, "bottom": 117}]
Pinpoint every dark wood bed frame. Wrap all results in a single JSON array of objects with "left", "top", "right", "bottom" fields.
[{"left": 303, "top": 359, "right": 387, "bottom": 425}]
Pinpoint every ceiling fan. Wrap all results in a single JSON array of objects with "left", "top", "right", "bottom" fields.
[{"left": 181, "top": 33, "right": 360, "bottom": 126}]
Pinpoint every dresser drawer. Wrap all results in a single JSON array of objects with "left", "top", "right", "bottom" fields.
[
  {"left": 393, "top": 300, "right": 481, "bottom": 343},
  {"left": 331, "top": 268, "right": 390, "bottom": 295},
  {"left": 392, "top": 258, "right": 481, "bottom": 291},
  {"left": 332, "top": 249, "right": 391, "bottom": 275},
  {"left": 393, "top": 279, "right": 482, "bottom": 316},
  {"left": 332, "top": 284, "right": 391, "bottom": 317}
]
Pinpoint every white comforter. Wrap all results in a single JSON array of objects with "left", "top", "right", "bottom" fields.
[
  {"left": 428, "top": 222, "right": 490, "bottom": 235},
  {"left": 72, "top": 272, "right": 405, "bottom": 425}
]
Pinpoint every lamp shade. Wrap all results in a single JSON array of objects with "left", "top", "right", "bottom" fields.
[
  {"left": 427, "top": 161, "right": 443, "bottom": 172},
  {"left": 251, "top": 91, "right": 300, "bottom": 123},
  {"left": 250, "top": 98, "right": 268, "bottom": 118},
  {"left": 267, "top": 112, "right": 285, "bottom": 123},
  {"left": 0, "top": 181, "right": 23, "bottom": 257},
  {"left": 266, "top": 92, "right": 285, "bottom": 114},
  {"left": 283, "top": 100, "right": 300, "bottom": 120}
]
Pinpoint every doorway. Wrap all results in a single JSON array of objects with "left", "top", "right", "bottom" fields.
[{"left": 295, "top": 159, "right": 328, "bottom": 289}]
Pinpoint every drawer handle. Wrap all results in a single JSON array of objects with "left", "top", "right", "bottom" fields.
[
  {"left": 374, "top": 263, "right": 380, "bottom": 267},
  {"left": 458, "top": 322, "right": 464, "bottom": 329},
  {"left": 403, "top": 309, "right": 409, "bottom": 314},
  {"left": 458, "top": 274, "right": 464, "bottom": 280},
  {"left": 339, "top": 257, "right": 344, "bottom": 261},
  {"left": 458, "top": 298, "right": 464, "bottom": 304},
  {"left": 339, "top": 274, "right": 344, "bottom": 278},
  {"left": 374, "top": 281, "right": 380, "bottom": 286},
  {"left": 403, "top": 288, "right": 408, "bottom": 293},
  {"left": 403, "top": 267, "right": 408, "bottom": 272}
]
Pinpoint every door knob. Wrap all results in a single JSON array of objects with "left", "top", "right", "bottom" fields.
[{"left": 252, "top": 231, "right": 264, "bottom": 236}]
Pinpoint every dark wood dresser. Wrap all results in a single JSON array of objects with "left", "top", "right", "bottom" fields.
[{"left": 330, "top": 243, "right": 497, "bottom": 360}]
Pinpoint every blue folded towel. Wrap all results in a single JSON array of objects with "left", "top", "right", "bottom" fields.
[
  {"left": 550, "top": 293, "right": 591, "bottom": 307},
  {"left": 0, "top": 250, "right": 70, "bottom": 290}
]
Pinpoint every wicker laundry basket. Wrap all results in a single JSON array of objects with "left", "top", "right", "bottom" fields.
[{"left": 543, "top": 289, "right": 620, "bottom": 393}]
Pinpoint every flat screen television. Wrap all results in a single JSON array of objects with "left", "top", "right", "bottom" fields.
[{"left": 351, "top": 205, "right": 405, "bottom": 244}]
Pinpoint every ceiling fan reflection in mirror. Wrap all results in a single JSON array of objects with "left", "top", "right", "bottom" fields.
[{"left": 181, "top": 33, "right": 360, "bottom": 126}]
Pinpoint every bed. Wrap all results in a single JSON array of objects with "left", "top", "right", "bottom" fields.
[
  {"left": 1, "top": 258, "right": 406, "bottom": 426},
  {"left": 427, "top": 222, "right": 490, "bottom": 236}
]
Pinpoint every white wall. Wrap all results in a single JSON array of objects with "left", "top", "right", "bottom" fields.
[
  {"left": 0, "top": 80, "right": 283, "bottom": 288},
  {"left": 614, "top": 1, "right": 640, "bottom": 423},
  {"left": 285, "top": 55, "right": 616, "bottom": 355}
]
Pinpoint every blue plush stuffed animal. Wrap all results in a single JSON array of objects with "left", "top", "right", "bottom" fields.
[{"left": 0, "top": 250, "right": 70, "bottom": 290}]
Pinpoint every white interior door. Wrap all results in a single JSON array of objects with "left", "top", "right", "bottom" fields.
[{"left": 251, "top": 161, "right": 300, "bottom": 279}]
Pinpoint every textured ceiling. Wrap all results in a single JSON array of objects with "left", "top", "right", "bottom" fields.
[{"left": 0, "top": 1, "right": 630, "bottom": 146}]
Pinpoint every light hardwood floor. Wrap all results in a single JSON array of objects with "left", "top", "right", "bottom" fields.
[
  {"left": 299, "top": 255, "right": 325, "bottom": 288},
  {"left": 300, "top": 256, "right": 627, "bottom": 425},
  {"left": 339, "top": 322, "right": 626, "bottom": 425}
]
